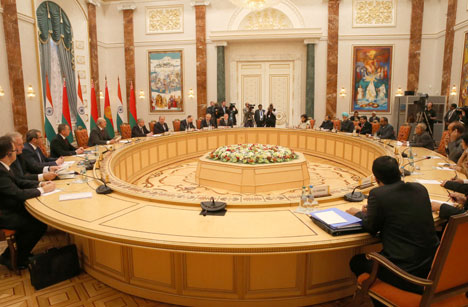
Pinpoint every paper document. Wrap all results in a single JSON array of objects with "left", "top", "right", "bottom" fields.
[
  {"left": 41, "top": 189, "right": 61, "bottom": 197},
  {"left": 314, "top": 211, "right": 347, "bottom": 225},
  {"left": 59, "top": 192, "right": 93, "bottom": 201},
  {"left": 416, "top": 179, "right": 441, "bottom": 185},
  {"left": 120, "top": 140, "right": 131, "bottom": 144},
  {"left": 438, "top": 162, "right": 454, "bottom": 167},
  {"left": 431, "top": 199, "right": 455, "bottom": 207},
  {"left": 435, "top": 167, "right": 454, "bottom": 171},
  {"left": 396, "top": 141, "right": 403, "bottom": 146},
  {"left": 424, "top": 156, "right": 441, "bottom": 159}
]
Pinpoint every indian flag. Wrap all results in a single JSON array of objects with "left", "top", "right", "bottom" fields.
[
  {"left": 44, "top": 75, "right": 56, "bottom": 143},
  {"left": 116, "top": 77, "right": 124, "bottom": 134},
  {"left": 76, "top": 78, "right": 87, "bottom": 130}
]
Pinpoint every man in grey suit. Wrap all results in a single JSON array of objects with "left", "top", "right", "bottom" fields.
[
  {"left": 446, "top": 122, "right": 465, "bottom": 163},
  {"left": 376, "top": 117, "right": 395, "bottom": 140},
  {"left": 410, "top": 123, "right": 434, "bottom": 150}
]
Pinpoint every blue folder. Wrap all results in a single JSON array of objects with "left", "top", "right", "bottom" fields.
[{"left": 309, "top": 207, "right": 362, "bottom": 230}]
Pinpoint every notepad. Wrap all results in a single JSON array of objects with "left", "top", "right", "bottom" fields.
[
  {"left": 59, "top": 192, "right": 93, "bottom": 201},
  {"left": 431, "top": 199, "right": 455, "bottom": 207},
  {"left": 41, "top": 189, "right": 61, "bottom": 197},
  {"left": 416, "top": 179, "right": 441, "bottom": 185},
  {"left": 435, "top": 167, "right": 454, "bottom": 171},
  {"left": 314, "top": 211, "right": 347, "bottom": 224}
]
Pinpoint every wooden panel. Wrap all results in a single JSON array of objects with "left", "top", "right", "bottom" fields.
[
  {"left": 316, "top": 138, "right": 325, "bottom": 153},
  {"left": 168, "top": 142, "right": 177, "bottom": 158},
  {"left": 307, "top": 136, "right": 316, "bottom": 151},
  {"left": 149, "top": 147, "right": 158, "bottom": 164},
  {"left": 197, "top": 136, "right": 207, "bottom": 151},
  {"left": 298, "top": 135, "right": 306, "bottom": 149},
  {"left": 177, "top": 140, "right": 187, "bottom": 156},
  {"left": 227, "top": 134, "right": 236, "bottom": 145},
  {"left": 344, "top": 143, "right": 353, "bottom": 161},
  {"left": 326, "top": 139, "right": 335, "bottom": 155},
  {"left": 141, "top": 149, "right": 149, "bottom": 168},
  {"left": 132, "top": 152, "right": 141, "bottom": 173},
  {"left": 289, "top": 134, "right": 298, "bottom": 148},
  {"left": 126, "top": 157, "right": 133, "bottom": 178},
  {"left": 208, "top": 135, "right": 218, "bottom": 149},
  {"left": 352, "top": 146, "right": 361, "bottom": 164},
  {"left": 119, "top": 160, "right": 127, "bottom": 181},
  {"left": 335, "top": 141, "right": 344, "bottom": 158},
  {"left": 129, "top": 248, "right": 175, "bottom": 291},
  {"left": 279, "top": 133, "right": 288, "bottom": 146},
  {"left": 247, "top": 132, "right": 257, "bottom": 144},
  {"left": 237, "top": 133, "right": 246, "bottom": 144},
  {"left": 187, "top": 138, "right": 197, "bottom": 153},
  {"left": 218, "top": 134, "right": 226, "bottom": 147},
  {"left": 158, "top": 144, "right": 168, "bottom": 161},
  {"left": 368, "top": 151, "right": 375, "bottom": 169},
  {"left": 258, "top": 133, "right": 268, "bottom": 144},
  {"left": 360, "top": 148, "right": 368, "bottom": 168},
  {"left": 268, "top": 132, "right": 278, "bottom": 145},
  {"left": 92, "top": 241, "right": 125, "bottom": 280}
]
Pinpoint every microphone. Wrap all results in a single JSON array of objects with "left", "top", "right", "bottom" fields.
[
  {"left": 73, "top": 171, "right": 113, "bottom": 194},
  {"left": 400, "top": 156, "right": 431, "bottom": 177},
  {"left": 344, "top": 184, "right": 366, "bottom": 202}
]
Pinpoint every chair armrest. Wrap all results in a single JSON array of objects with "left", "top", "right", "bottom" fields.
[{"left": 366, "top": 252, "right": 433, "bottom": 287}]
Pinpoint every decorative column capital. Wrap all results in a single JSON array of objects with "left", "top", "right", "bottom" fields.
[
  {"left": 191, "top": 0, "right": 210, "bottom": 7},
  {"left": 87, "top": 0, "right": 101, "bottom": 7},
  {"left": 117, "top": 2, "right": 136, "bottom": 11},
  {"left": 304, "top": 39, "right": 318, "bottom": 45},
  {"left": 215, "top": 41, "right": 228, "bottom": 47}
]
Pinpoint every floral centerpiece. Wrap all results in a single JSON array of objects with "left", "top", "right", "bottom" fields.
[{"left": 208, "top": 144, "right": 298, "bottom": 164}]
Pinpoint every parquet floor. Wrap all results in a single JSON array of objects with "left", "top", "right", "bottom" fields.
[{"left": 0, "top": 229, "right": 373, "bottom": 307}]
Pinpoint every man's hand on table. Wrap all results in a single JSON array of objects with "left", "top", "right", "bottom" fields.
[{"left": 346, "top": 207, "right": 360, "bottom": 216}]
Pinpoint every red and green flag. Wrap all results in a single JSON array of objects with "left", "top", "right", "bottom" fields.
[
  {"left": 103, "top": 77, "right": 115, "bottom": 138},
  {"left": 90, "top": 79, "right": 98, "bottom": 130},
  {"left": 61, "top": 79, "right": 74, "bottom": 143},
  {"left": 44, "top": 75, "right": 56, "bottom": 143},
  {"left": 116, "top": 77, "right": 125, "bottom": 134},
  {"left": 76, "top": 78, "right": 87, "bottom": 130},
  {"left": 129, "top": 81, "right": 137, "bottom": 128}
]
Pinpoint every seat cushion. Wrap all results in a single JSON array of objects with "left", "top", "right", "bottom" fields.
[
  {"left": 1, "top": 229, "right": 16, "bottom": 237},
  {"left": 358, "top": 273, "right": 468, "bottom": 307}
]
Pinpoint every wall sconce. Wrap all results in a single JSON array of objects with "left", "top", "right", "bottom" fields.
[
  {"left": 27, "top": 85, "right": 35, "bottom": 98},
  {"left": 450, "top": 84, "right": 457, "bottom": 96},
  {"left": 99, "top": 91, "right": 104, "bottom": 100},
  {"left": 339, "top": 87, "right": 346, "bottom": 97},
  {"left": 0, "top": 86, "right": 4, "bottom": 97},
  {"left": 138, "top": 90, "right": 145, "bottom": 100},
  {"left": 188, "top": 88, "right": 194, "bottom": 99},
  {"left": 395, "top": 87, "right": 404, "bottom": 97}
]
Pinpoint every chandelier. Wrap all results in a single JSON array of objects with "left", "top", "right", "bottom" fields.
[{"left": 230, "top": 0, "right": 281, "bottom": 11}]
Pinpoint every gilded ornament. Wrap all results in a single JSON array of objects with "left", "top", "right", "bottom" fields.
[
  {"left": 353, "top": 0, "right": 394, "bottom": 27},
  {"left": 147, "top": 6, "right": 183, "bottom": 33}
]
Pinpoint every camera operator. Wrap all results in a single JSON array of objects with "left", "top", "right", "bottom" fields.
[
  {"left": 444, "top": 103, "right": 459, "bottom": 129},
  {"left": 228, "top": 103, "right": 238, "bottom": 126},
  {"left": 423, "top": 101, "right": 437, "bottom": 134},
  {"left": 243, "top": 102, "right": 255, "bottom": 127},
  {"left": 265, "top": 104, "right": 276, "bottom": 127}
]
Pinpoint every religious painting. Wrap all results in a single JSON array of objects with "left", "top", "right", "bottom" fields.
[
  {"left": 459, "top": 33, "right": 468, "bottom": 106},
  {"left": 148, "top": 50, "right": 183, "bottom": 113},
  {"left": 352, "top": 46, "right": 392, "bottom": 112}
]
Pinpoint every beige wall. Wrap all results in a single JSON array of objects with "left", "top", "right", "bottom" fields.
[{"left": 0, "top": 0, "right": 467, "bottom": 135}]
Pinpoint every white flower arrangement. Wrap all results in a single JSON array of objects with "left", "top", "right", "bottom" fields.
[{"left": 208, "top": 144, "right": 298, "bottom": 164}]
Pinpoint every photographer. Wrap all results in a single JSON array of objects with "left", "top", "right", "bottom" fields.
[
  {"left": 444, "top": 103, "right": 459, "bottom": 129},
  {"left": 265, "top": 104, "right": 276, "bottom": 127},
  {"left": 243, "top": 102, "right": 255, "bottom": 128},
  {"left": 423, "top": 102, "right": 437, "bottom": 134},
  {"left": 229, "top": 103, "right": 238, "bottom": 126}
]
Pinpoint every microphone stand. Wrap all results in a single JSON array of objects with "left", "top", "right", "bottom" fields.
[
  {"left": 73, "top": 171, "right": 112, "bottom": 194},
  {"left": 344, "top": 184, "right": 366, "bottom": 202},
  {"left": 400, "top": 156, "right": 431, "bottom": 177}
]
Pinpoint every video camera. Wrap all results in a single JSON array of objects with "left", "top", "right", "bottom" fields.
[
  {"left": 247, "top": 103, "right": 256, "bottom": 111},
  {"left": 413, "top": 93, "right": 429, "bottom": 111}
]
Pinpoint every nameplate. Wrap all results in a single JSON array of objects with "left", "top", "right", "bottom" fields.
[
  {"left": 59, "top": 192, "right": 93, "bottom": 201},
  {"left": 313, "top": 185, "right": 330, "bottom": 197}
]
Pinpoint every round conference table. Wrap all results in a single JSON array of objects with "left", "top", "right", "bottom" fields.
[{"left": 25, "top": 128, "right": 454, "bottom": 307}]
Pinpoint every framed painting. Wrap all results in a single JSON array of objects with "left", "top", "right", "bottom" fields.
[
  {"left": 351, "top": 46, "right": 392, "bottom": 113},
  {"left": 459, "top": 32, "right": 468, "bottom": 106},
  {"left": 148, "top": 50, "right": 183, "bottom": 112}
]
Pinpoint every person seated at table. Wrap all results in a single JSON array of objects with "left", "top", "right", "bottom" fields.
[
  {"left": 356, "top": 115, "right": 372, "bottom": 135},
  {"left": 180, "top": 115, "right": 196, "bottom": 131},
  {"left": 446, "top": 122, "right": 465, "bottom": 163},
  {"left": 219, "top": 113, "right": 233, "bottom": 128},
  {"left": 319, "top": 115, "right": 333, "bottom": 130},
  {"left": 6, "top": 132, "right": 57, "bottom": 181},
  {"left": 410, "top": 123, "right": 434, "bottom": 150},
  {"left": 297, "top": 114, "right": 310, "bottom": 129},
  {"left": 50, "top": 124, "right": 85, "bottom": 158},
  {"left": 0, "top": 136, "right": 55, "bottom": 270},
  {"left": 340, "top": 112, "right": 354, "bottom": 133},
  {"left": 23, "top": 129, "right": 64, "bottom": 175},
  {"left": 431, "top": 191, "right": 468, "bottom": 221},
  {"left": 201, "top": 113, "right": 217, "bottom": 129},
  {"left": 153, "top": 116, "right": 170, "bottom": 134},
  {"left": 369, "top": 112, "right": 380, "bottom": 123},
  {"left": 347, "top": 156, "right": 439, "bottom": 294},
  {"left": 131, "top": 118, "right": 151, "bottom": 137},
  {"left": 350, "top": 111, "right": 360, "bottom": 122},
  {"left": 88, "top": 117, "right": 117, "bottom": 146},
  {"left": 376, "top": 117, "right": 395, "bottom": 139}
]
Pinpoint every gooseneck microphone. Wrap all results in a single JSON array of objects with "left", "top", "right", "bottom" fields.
[
  {"left": 73, "top": 171, "right": 113, "bottom": 194},
  {"left": 344, "top": 184, "right": 366, "bottom": 202},
  {"left": 400, "top": 156, "right": 431, "bottom": 177}
]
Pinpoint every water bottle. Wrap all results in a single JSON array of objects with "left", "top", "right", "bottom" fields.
[
  {"left": 307, "top": 185, "right": 318, "bottom": 211},
  {"left": 300, "top": 186, "right": 307, "bottom": 208},
  {"left": 95, "top": 144, "right": 98, "bottom": 153}
]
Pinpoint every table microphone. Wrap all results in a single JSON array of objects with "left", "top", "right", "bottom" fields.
[
  {"left": 344, "top": 185, "right": 366, "bottom": 202},
  {"left": 400, "top": 156, "right": 431, "bottom": 177},
  {"left": 73, "top": 171, "right": 113, "bottom": 194}
]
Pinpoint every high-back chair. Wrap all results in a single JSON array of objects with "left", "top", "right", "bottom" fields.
[
  {"left": 309, "top": 119, "right": 315, "bottom": 129},
  {"left": 333, "top": 120, "right": 341, "bottom": 131},
  {"left": 74, "top": 128, "right": 89, "bottom": 148},
  {"left": 173, "top": 120, "right": 181, "bottom": 132},
  {"left": 397, "top": 125, "right": 412, "bottom": 142},
  {"left": 149, "top": 121, "right": 156, "bottom": 133},
  {"left": 196, "top": 119, "right": 202, "bottom": 130},
  {"left": 372, "top": 123, "right": 380, "bottom": 135},
  {"left": 120, "top": 123, "right": 131, "bottom": 139},
  {"left": 354, "top": 212, "right": 468, "bottom": 307},
  {"left": 437, "top": 130, "right": 450, "bottom": 157}
]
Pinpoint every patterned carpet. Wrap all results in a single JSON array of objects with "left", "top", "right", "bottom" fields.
[{"left": 0, "top": 230, "right": 372, "bottom": 307}]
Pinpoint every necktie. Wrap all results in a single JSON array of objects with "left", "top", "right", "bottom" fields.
[{"left": 36, "top": 148, "right": 43, "bottom": 163}]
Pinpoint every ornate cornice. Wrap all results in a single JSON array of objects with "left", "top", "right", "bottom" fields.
[
  {"left": 87, "top": 0, "right": 101, "bottom": 7},
  {"left": 190, "top": 0, "right": 210, "bottom": 6},
  {"left": 117, "top": 2, "right": 136, "bottom": 10}
]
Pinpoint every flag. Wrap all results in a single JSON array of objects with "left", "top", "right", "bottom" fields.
[
  {"left": 103, "top": 77, "right": 115, "bottom": 138},
  {"left": 90, "top": 79, "right": 98, "bottom": 130},
  {"left": 61, "top": 79, "right": 74, "bottom": 143},
  {"left": 129, "top": 81, "right": 137, "bottom": 128},
  {"left": 116, "top": 77, "right": 124, "bottom": 134},
  {"left": 44, "top": 75, "right": 56, "bottom": 143},
  {"left": 76, "top": 78, "right": 87, "bottom": 130}
]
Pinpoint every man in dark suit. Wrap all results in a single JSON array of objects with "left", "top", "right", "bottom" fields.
[
  {"left": 201, "top": 113, "right": 217, "bottom": 129},
  {"left": 369, "top": 112, "right": 380, "bottom": 123},
  {"left": 131, "top": 119, "right": 151, "bottom": 137},
  {"left": 356, "top": 115, "right": 372, "bottom": 135},
  {"left": 180, "top": 115, "right": 196, "bottom": 131},
  {"left": 219, "top": 113, "right": 233, "bottom": 128},
  {"left": 254, "top": 104, "right": 266, "bottom": 127},
  {"left": 206, "top": 101, "right": 216, "bottom": 118},
  {"left": 376, "top": 117, "right": 396, "bottom": 139},
  {"left": 446, "top": 122, "right": 465, "bottom": 163},
  {"left": 319, "top": 115, "right": 333, "bottom": 130},
  {"left": 347, "top": 156, "right": 439, "bottom": 294},
  {"left": 410, "top": 123, "right": 434, "bottom": 150},
  {"left": 0, "top": 136, "right": 55, "bottom": 269},
  {"left": 217, "top": 101, "right": 229, "bottom": 119},
  {"left": 22, "top": 129, "right": 64, "bottom": 175},
  {"left": 444, "top": 103, "right": 459, "bottom": 129},
  {"left": 153, "top": 116, "right": 170, "bottom": 134},
  {"left": 340, "top": 112, "right": 354, "bottom": 133},
  {"left": 88, "top": 117, "right": 117, "bottom": 146},
  {"left": 50, "top": 124, "right": 84, "bottom": 158},
  {"left": 7, "top": 132, "right": 57, "bottom": 181}
]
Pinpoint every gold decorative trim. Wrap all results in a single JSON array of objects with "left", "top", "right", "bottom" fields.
[{"left": 145, "top": 5, "right": 184, "bottom": 34}]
